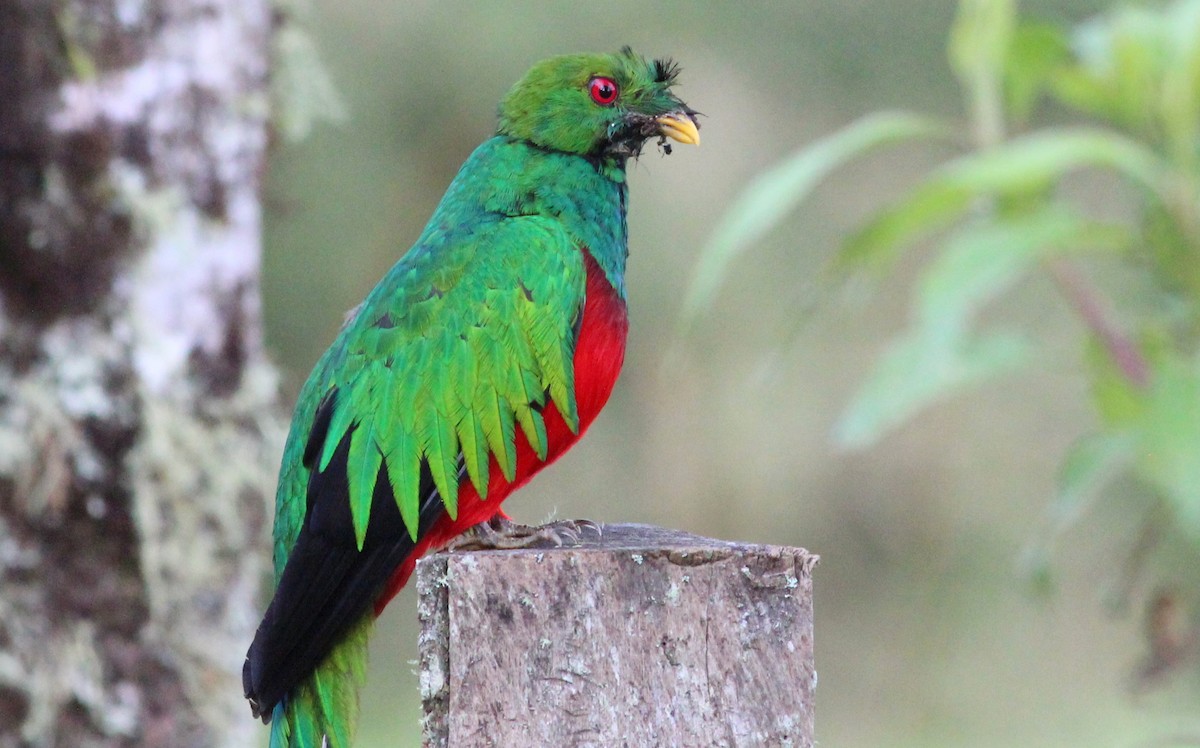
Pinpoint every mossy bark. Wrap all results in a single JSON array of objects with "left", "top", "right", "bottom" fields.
[{"left": 0, "top": 2, "right": 282, "bottom": 746}]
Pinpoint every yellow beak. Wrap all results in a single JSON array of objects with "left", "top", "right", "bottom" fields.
[{"left": 656, "top": 113, "right": 700, "bottom": 146}]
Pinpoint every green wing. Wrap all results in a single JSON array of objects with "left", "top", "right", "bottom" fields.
[{"left": 284, "top": 215, "right": 585, "bottom": 554}]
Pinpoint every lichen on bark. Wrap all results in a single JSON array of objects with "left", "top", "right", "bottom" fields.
[{"left": 0, "top": 1, "right": 287, "bottom": 746}]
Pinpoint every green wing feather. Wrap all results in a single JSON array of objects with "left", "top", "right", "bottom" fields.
[{"left": 296, "top": 215, "right": 586, "bottom": 551}]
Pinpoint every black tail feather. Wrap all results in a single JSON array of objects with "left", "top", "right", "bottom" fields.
[{"left": 243, "top": 427, "right": 449, "bottom": 719}]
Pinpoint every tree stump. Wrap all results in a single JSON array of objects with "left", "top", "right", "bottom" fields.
[{"left": 416, "top": 523, "right": 817, "bottom": 748}]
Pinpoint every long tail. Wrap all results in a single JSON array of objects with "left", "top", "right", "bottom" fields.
[{"left": 267, "top": 613, "right": 374, "bottom": 748}]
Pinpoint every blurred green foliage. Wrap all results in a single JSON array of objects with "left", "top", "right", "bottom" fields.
[
  {"left": 693, "top": 0, "right": 1200, "bottom": 614},
  {"left": 265, "top": 1, "right": 1200, "bottom": 746}
]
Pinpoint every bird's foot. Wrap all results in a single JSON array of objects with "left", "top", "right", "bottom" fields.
[{"left": 445, "top": 515, "right": 601, "bottom": 552}]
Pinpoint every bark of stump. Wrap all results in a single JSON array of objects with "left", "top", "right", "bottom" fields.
[{"left": 416, "top": 523, "right": 817, "bottom": 748}]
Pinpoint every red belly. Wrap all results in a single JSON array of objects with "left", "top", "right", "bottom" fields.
[{"left": 374, "top": 248, "right": 628, "bottom": 611}]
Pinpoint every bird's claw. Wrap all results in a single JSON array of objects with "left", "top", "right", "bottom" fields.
[
  {"left": 535, "top": 517, "right": 602, "bottom": 547},
  {"left": 445, "top": 516, "right": 601, "bottom": 552}
]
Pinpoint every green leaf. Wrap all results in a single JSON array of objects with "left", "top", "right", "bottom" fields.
[
  {"left": 1056, "top": 7, "right": 1167, "bottom": 137},
  {"left": 1143, "top": 197, "right": 1200, "bottom": 297},
  {"left": 835, "top": 330, "right": 1028, "bottom": 448},
  {"left": 1133, "top": 355, "right": 1200, "bottom": 539},
  {"left": 947, "top": 128, "right": 1167, "bottom": 196},
  {"left": 1020, "top": 429, "right": 1134, "bottom": 594},
  {"left": 1004, "top": 22, "right": 1071, "bottom": 123},
  {"left": 681, "top": 111, "right": 949, "bottom": 321},
  {"left": 1085, "top": 335, "right": 1146, "bottom": 427},
  {"left": 839, "top": 182, "right": 972, "bottom": 271},
  {"left": 836, "top": 207, "right": 1124, "bottom": 448},
  {"left": 1052, "top": 431, "right": 1135, "bottom": 526},
  {"left": 1158, "top": 0, "right": 1200, "bottom": 167},
  {"left": 842, "top": 128, "right": 1167, "bottom": 270},
  {"left": 917, "top": 208, "right": 1128, "bottom": 340}
]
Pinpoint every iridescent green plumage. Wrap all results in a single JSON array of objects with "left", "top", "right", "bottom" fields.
[
  {"left": 270, "top": 138, "right": 618, "bottom": 561},
  {"left": 317, "top": 211, "right": 585, "bottom": 547},
  {"left": 245, "top": 47, "right": 698, "bottom": 747}
]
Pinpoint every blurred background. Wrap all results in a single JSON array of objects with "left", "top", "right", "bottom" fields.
[{"left": 262, "top": 1, "right": 1198, "bottom": 745}]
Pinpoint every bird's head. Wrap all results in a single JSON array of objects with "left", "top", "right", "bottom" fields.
[{"left": 497, "top": 47, "right": 700, "bottom": 159}]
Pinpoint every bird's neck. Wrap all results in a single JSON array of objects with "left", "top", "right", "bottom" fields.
[{"left": 430, "top": 137, "right": 630, "bottom": 299}]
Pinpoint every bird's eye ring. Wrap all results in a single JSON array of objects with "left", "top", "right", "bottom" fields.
[{"left": 588, "top": 76, "right": 619, "bottom": 106}]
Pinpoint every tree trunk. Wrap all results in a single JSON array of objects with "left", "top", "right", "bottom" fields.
[
  {"left": 0, "top": 2, "right": 281, "bottom": 746},
  {"left": 416, "top": 524, "right": 818, "bottom": 748}
]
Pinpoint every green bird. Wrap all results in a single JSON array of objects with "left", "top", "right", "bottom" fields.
[{"left": 243, "top": 47, "right": 699, "bottom": 747}]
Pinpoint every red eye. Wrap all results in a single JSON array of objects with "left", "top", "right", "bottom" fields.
[{"left": 588, "top": 76, "right": 619, "bottom": 105}]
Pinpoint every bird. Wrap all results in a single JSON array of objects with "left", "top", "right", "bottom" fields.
[{"left": 242, "top": 47, "right": 700, "bottom": 747}]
